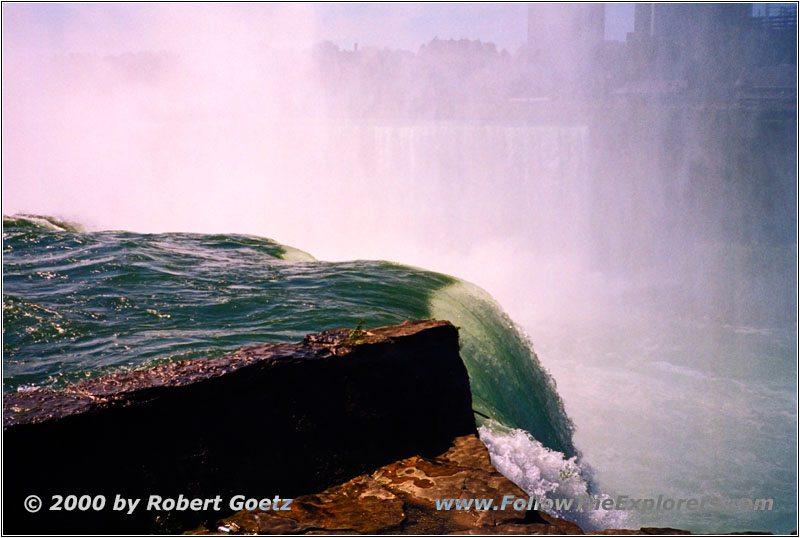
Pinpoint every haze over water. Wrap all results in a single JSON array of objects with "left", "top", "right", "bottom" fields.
[{"left": 3, "top": 3, "right": 797, "bottom": 533}]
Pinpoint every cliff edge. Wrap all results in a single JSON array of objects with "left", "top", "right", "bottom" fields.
[{"left": 3, "top": 320, "right": 474, "bottom": 533}]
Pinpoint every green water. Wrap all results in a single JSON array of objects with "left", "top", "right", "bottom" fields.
[{"left": 2, "top": 214, "right": 575, "bottom": 458}]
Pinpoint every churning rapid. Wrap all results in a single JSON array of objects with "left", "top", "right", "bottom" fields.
[{"left": 4, "top": 214, "right": 623, "bottom": 527}]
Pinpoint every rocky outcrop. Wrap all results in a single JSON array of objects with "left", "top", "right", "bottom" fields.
[
  {"left": 203, "top": 434, "right": 584, "bottom": 535},
  {"left": 3, "top": 319, "right": 704, "bottom": 535},
  {"left": 3, "top": 320, "right": 475, "bottom": 534}
]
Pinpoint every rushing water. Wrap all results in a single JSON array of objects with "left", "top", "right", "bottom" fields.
[
  {"left": 3, "top": 216, "right": 571, "bottom": 447},
  {"left": 531, "top": 316, "right": 797, "bottom": 533},
  {"left": 3, "top": 114, "right": 796, "bottom": 534}
]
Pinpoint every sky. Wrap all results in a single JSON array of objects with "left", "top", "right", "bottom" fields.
[
  {"left": 2, "top": 2, "right": 636, "bottom": 57},
  {"left": 314, "top": 3, "right": 634, "bottom": 49}
]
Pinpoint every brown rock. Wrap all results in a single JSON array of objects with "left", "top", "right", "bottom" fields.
[
  {"left": 212, "top": 434, "right": 584, "bottom": 535},
  {"left": 219, "top": 475, "right": 406, "bottom": 535}
]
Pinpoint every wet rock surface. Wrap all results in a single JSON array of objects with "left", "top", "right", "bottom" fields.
[
  {"left": 3, "top": 320, "right": 475, "bottom": 534},
  {"left": 207, "top": 434, "right": 584, "bottom": 535}
]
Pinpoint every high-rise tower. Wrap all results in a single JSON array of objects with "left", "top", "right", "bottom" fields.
[{"left": 526, "top": 3, "right": 606, "bottom": 94}]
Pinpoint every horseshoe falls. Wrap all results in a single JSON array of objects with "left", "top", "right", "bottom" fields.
[{"left": 3, "top": 4, "right": 796, "bottom": 533}]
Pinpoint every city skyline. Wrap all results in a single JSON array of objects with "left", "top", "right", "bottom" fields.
[{"left": 4, "top": 2, "right": 639, "bottom": 56}]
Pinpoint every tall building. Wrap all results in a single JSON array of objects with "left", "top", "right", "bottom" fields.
[
  {"left": 651, "top": 3, "right": 749, "bottom": 43},
  {"left": 624, "top": 4, "right": 771, "bottom": 89},
  {"left": 652, "top": 4, "right": 756, "bottom": 86},
  {"left": 526, "top": 4, "right": 605, "bottom": 93},
  {"left": 618, "top": 3, "right": 795, "bottom": 103},
  {"left": 527, "top": 4, "right": 605, "bottom": 57},
  {"left": 632, "top": 4, "right": 653, "bottom": 40}
]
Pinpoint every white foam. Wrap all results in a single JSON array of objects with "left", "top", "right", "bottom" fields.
[{"left": 478, "top": 420, "right": 630, "bottom": 532}]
